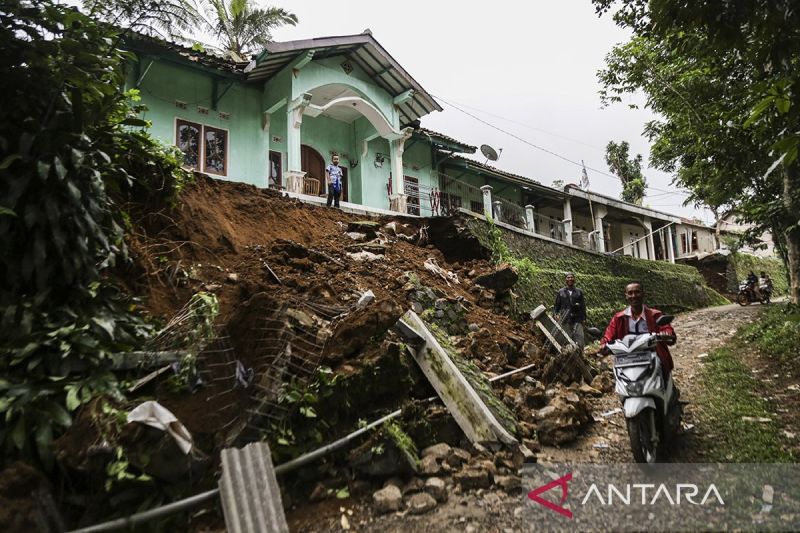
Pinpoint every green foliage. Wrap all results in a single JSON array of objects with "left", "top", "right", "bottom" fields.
[
  {"left": 594, "top": 0, "right": 800, "bottom": 303},
  {"left": 605, "top": 140, "right": 647, "bottom": 205},
  {"left": 382, "top": 419, "right": 418, "bottom": 460},
  {"left": 82, "top": 0, "right": 202, "bottom": 41},
  {"left": 699, "top": 345, "right": 795, "bottom": 462},
  {"left": 739, "top": 305, "right": 800, "bottom": 361},
  {"left": 0, "top": 0, "right": 189, "bottom": 469},
  {"left": 202, "top": 0, "right": 298, "bottom": 59},
  {"left": 475, "top": 219, "right": 728, "bottom": 326}
]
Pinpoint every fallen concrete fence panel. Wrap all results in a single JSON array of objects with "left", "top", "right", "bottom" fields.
[
  {"left": 219, "top": 442, "right": 289, "bottom": 533},
  {"left": 395, "top": 310, "right": 517, "bottom": 445}
]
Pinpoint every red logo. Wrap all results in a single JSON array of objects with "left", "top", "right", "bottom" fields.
[{"left": 528, "top": 472, "right": 573, "bottom": 518}]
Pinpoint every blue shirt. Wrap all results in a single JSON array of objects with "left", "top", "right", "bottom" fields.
[{"left": 326, "top": 164, "right": 343, "bottom": 188}]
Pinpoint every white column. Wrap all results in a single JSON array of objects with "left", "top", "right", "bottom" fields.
[
  {"left": 563, "top": 198, "right": 574, "bottom": 245},
  {"left": 594, "top": 205, "right": 607, "bottom": 253},
  {"left": 492, "top": 200, "right": 502, "bottom": 222},
  {"left": 388, "top": 129, "right": 413, "bottom": 213},
  {"left": 480, "top": 185, "right": 493, "bottom": 219},
  {"left": 667, "top": 226, "right": 676, "bottom": 263},
  {"left": 285, "top": 93, "right": 311, "bottom": 193},
  {"left": 643, "top": 218, "right": 656, "bottom": 260},
  {"left": 525, "top": 204, "right": 536, "bottom": 232}
]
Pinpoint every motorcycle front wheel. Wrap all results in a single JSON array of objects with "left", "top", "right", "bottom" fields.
[
  {"left": 627, "top": 410, "right": 658, "bottom": 464},
  {"left": 736, "top": 292, "right": 750, "bottom": 306}
]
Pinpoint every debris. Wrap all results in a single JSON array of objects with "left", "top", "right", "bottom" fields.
[
  {"left": 128, "top": 364, "right": 173, "bottom": 393},
  {"left": 418, "top": 455, "right": 442, "bottom": 476},
  {"left": 783, "top": 430, "right": 796, "bottom": 440},
  {"left": 356, "top": 290, "right": 375, "bottom": 310},
  {"left": 474, "top": 263, "right": 518, "bottom": 292},
  {"left": 372, "top": 485, "right": 403, "bottom": 514},
  {"left": 592, "top": 443, "right": 609, "bottom": 449},
  {"left": 234, "top": 360, "right": 254, "bottom": 389},
  {"left": 407, "top": 492, "right": 437, "bottom": 514},
  {"left": 219, "top": 442, "right": 288, "bottom": 533},
  {"left": 347, "top": 220, "right": 382, "bottom": 237},
  {"left": 347, "top": 251, "right": 384, "bottom": 261},
  {"left": 424, "top": 257, "right": 460, "bottom": 286},
  {"left": 394, "top": 310, "right": 517, "bottom": 445},
  {"left": 681, "top": 423, "right": 696, "bottom": 432},
  {"left": 698, "top": 353, "right": 709, "bottom": 358},
  {"left": 340, "top": 514, "right": 350, "bottom": 530},
  {"left": 345, "top": 231, "right": 368, "bottom": 241},
  {"left": 741, "top": 416, "right": 772, "bottom": 423},
  {"left": 494, "top": 475, "right": 522, "bottom": 492},
  {"left": 421, "top": 443, "right": 452, "bottom": 460},
  {"left": 262, "top": 261, "right": 282, "bottom": 284},
  {"left": 601, "top": 407, "right": 623, "bottom": 418},
  {"left": 226, "top": 272, "right": 239, "bottom": 283},
  {"left": 424, "top": 477, "right": 448, "bottom": 502},
  {"left": 127, "top": 401, "right": 193, "bottom": 454},
  {"left": 446, "top": 447, "right": 472, "bottom": 468},
  {"left": 454, "top": 468, "right": 491, "bottom": 490},
  {"left": 579, "top": 383, "right": 603, "bottom": 397},
  {"left": 787, "top": 384, "right": 800, "bottom": 392}
]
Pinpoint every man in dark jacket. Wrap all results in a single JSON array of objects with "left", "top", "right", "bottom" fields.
[{"left": 554, "top": 272, "right": 587, "bottom": 348}]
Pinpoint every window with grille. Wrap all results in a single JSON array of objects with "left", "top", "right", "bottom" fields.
[{"left": 175, "top": 120, "right": 228, "bottom": 176}]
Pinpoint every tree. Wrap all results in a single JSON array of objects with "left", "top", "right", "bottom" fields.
[
  {"left": 203, "top": 0, "right": 298, "bottom": 61},
  {"left": 605, "top": 140, "right": 647, "bottom": 205},
  {"left": 593, "top": 0, "right": 800, "bottom": 304},
  {"left": 82, "top": 0, "right": 201, "bottom": 40}
]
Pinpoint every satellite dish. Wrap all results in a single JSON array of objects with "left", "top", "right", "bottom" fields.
[{"left": 480, "top": 144, "right": 499, "bottom": 165}]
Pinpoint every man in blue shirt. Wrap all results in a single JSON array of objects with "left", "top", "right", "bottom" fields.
[{"left": 325, "top": 154, "right": 343, "bottom": 208}]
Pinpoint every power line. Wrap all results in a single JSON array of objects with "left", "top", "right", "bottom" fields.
[{"left": 432, "top": 94, "right": 691, "bottom": 198}]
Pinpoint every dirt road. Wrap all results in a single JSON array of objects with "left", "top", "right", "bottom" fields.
[{"left": 357, "top": 303, "right": 767, "bottom": 533}]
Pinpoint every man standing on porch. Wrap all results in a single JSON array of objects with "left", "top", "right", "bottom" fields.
[{"left": 325, "top": 154, "right": 343, "bottom": 208}]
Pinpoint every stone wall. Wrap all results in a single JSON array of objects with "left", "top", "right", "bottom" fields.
[{"left": 464, "top": 218, "right": 729, "bottom": 327}]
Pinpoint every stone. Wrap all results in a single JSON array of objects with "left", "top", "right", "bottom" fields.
[
  {"left": 494, "top": 475, "right": 522, "bottom": 492},
  {"left": 418, "top": 455, "right": 442, "bottom": 476},
  {"left": 579, "top": 383, "right": 603, "bottom": 397},
  {"left": 372, "top": 485, "right": 403, "bottom": 514},
  {"left": 522, "top": 438, "right": 541, "bottom": 453},
  {"left": 226, "top": 272, "right": 239, "bottom": 283},
  {"left": 454, "top": 468, "right": 491, "bottom": 490},
  {"left": 468, "top": 323, "right": 480, "bottom": 332},
  {"left": 345, "top": 232, "right": 368, "bottom": 241},
  {"left": 591, "top": 373, "right": 614, "bottom": 393},
  {"left": 476, "top": 460, "right": 497, "bottom": 476},
  {"left": 407, "top": 492, "right": 438, "bottom": 515},
  {"left": 424, "top": 477, "right": 448, "bottom": 502},
  {"left": 474, "top": 263, "right": 519, "bottom": 292},
  {"left": 565, "top": 392, "right": 580, "bottom": 403},
  {"left": 347, "top": 220, "right": 381, "bottom": 236},
  {"left": 383, "top": 477, "right": 403, "bottom": 490},
  {"left": 402, "top": 477, "right": 425, "bottom": 495},
  {"left": 537, "top": 405, "right": 557, "bottom": 418},
  {"left": 411, "top": 301, "right": 424, "bottom": 314},
  {"left": 446, "top": 447, "right": 471, "bottom": 468},
  {"left": 422, "top": 442, "right": 453, "bottom": 460}
]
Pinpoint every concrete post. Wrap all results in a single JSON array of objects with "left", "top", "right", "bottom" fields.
[
  {"left": 563, "top": 198, "right": 574, "bottom": 245},
  {"left": 525, "top": 205, "right": 536, "bottom": 233},
  {"left": 285, "top": 94, "right": 311, "bottom": 193},
  {"left": 643, "top": 218, "right": 656, "bottom": 260},
  {"left": 388, "top": 129, "right": 413, "bottom": 213},
  {"left": 667, "top": 225, "right": 676, "bottom": 263},
  {"left": 492, "top": 200, "right": 502, "bottom": 222},
  {"left": 594, "top": 205, "right": 607, "bottom": 253},
  {"left": 480, "top": 185, "right": 493, "bottom": 219}
]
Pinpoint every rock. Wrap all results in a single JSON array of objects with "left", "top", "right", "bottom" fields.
[
  {"left": 476, "top": 460, "right": 497, "bottom": 476},
  {"left": 402, "top": 477, "right": 425, "bottom": 495},
  {"left": 356, "top": 290, "right": 375, "bottom": 310},
  {"left": 494, "top": 475, "right": 522, "bottom": 492},
  {"left": 475, "top": 263, "right": 518, "bottom": 292},
  {"left": 424, "top": 477, "right": 448, "bottom": 502},
  {"left": 407, "top": 492, "right": 437, "bottom": 515},
  {"left": 565, "top": 392, "right": 580, "bottom": 403},
  {"left": 446, "top": 447, "right": 471, "bottom": 468},
  {"left": 383, "top": 477, "right": 403, "bottom": 490},
  {"left": 537, "top": 405, "right": 557, "bottom": 418},
  {"left": 225, "top": 272, "right": 239, "bottom": 283},
  {"left": 522, "top": 438, "right": 541, "bottom": 453},
  {"left": 454, "top": 468, "right": 491, "bottom": 490},
  {"left": 345, "top": 232, "right": 368, "bottom": 241},
  {"left": 591, "top": 373, "right": 614, "bottom": 393},
  {"left": 372, "top": 485, "right": 403, "bottom": 514},
  {"left": 422, "top": 442, "right": 452, "bottom": 460},
  {"left": 418, "top": 455, "right": 442, "bottom": 476},
  {"left": 309, "top": 482, "right": 329, "bottom": 502},
  {"left": 579, "top": 383, "right": 603, "bottom": 397},
  {"left": 347, "top": 220, "right": 381, "bottom": 237},
  {"left": 468, "top": 323, "right": 480, "bottom": 332}
]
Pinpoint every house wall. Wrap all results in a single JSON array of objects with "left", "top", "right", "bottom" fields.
[
  {"left": 129, "top": 60, "right": 267, "bottom": 185},
  {"left": 675, "top": 224, "right": 717, "bottom": 258}
]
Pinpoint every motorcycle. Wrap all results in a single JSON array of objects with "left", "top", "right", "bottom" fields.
[
  {"left": 737, "top": 281, "right": 770, "bottom": 306},
  {"left": 598, "top": 315, "right": 682, "bottom": 463}
]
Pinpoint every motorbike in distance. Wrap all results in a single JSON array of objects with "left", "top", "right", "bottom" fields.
[
  {"left": 737, "top": 280, "right": 770, "bottom": 306},
  {"left": 590, "top": 315, "right": 682, "bottom": 463}
]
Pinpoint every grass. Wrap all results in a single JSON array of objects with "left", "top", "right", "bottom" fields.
[{"left": 697, "top": 304, "right": 799, "bottom": 463}]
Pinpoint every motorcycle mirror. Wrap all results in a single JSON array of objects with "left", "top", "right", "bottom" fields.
[
  {"left": 656, "top": 314, "right": 674, "bottom": 326},
  {"left": 586, "top": 327, "right": 602, "bottom": 338}
]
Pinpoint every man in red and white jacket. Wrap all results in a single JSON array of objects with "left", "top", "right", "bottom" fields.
[{"left": 600, "top": 281, "right": 676, "bottom": 378}]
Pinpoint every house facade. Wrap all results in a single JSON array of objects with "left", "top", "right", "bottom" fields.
[{"left": 122, "top": 30, "right": 774, "bottom": 263}]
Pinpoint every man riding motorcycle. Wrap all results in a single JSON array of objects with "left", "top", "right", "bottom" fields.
[{"left": 600, "top": 281, "right": 676, "bottom": 378}]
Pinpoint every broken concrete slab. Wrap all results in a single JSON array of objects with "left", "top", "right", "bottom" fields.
[
  {"left": 394, "top": 310, "right": 517, "bottom": 446},
  {"left": 474, "top": 263, "right": 518, "bottom": 292}
]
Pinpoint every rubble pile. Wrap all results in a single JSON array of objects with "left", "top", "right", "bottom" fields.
[{"left": 25, "top": 175, "right": 617, "bottom": 531}]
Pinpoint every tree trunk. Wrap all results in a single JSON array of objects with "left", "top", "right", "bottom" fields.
[{"left": 785, "top": 165, "right": 800, "bottom": 305}]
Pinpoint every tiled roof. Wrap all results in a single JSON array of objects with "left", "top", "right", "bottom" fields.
[
  {"left": 449, "top": 155, "right": 544, "bottom": 186},
  {"left": 122, "top": 31, "right": 247, "bottom": 76},
  {"left": 415, "top": 127, "right": 477, "bottom": 152}
]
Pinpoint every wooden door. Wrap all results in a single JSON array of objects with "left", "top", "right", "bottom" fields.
[
  {"left": 301, "top": 145, "right": 325, "bottom": 195},
  {"left": 268, "top": 150, "right": 282, "bottom": 189}
]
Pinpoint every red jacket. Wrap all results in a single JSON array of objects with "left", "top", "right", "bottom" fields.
[{"left": 600, "top": 306, "right": 675, "bottom": 375}]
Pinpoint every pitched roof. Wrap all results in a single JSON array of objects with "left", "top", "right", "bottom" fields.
[
  {"left": 413, "top": 127, "right": 477, "bottom": 154},
  {"left": 122, "top": 31, "right": 247, "bottom": 77},
  {"left": 245, "top": 31, "right": 442, "bottom": 125}
]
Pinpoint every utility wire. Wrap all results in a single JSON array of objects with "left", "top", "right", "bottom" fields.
[{"left": 431, "top": 94, "right": 691, "bottom": 199}]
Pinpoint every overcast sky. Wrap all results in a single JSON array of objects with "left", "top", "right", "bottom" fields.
[{"left": 266, "top": 0, "right": 707, "bottom": 221}]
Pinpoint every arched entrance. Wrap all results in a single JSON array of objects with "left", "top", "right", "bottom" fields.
[{"left": 301, "top": 144, "right": 347, "bottom": 201}]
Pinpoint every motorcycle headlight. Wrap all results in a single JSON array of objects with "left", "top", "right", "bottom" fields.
[{"left": 627, "top": 382, "right": 644, "bottom": 395}]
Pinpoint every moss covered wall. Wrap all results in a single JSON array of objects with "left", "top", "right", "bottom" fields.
[{"left": 467, "top": 219, "right": 729, "bottom": 327}]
